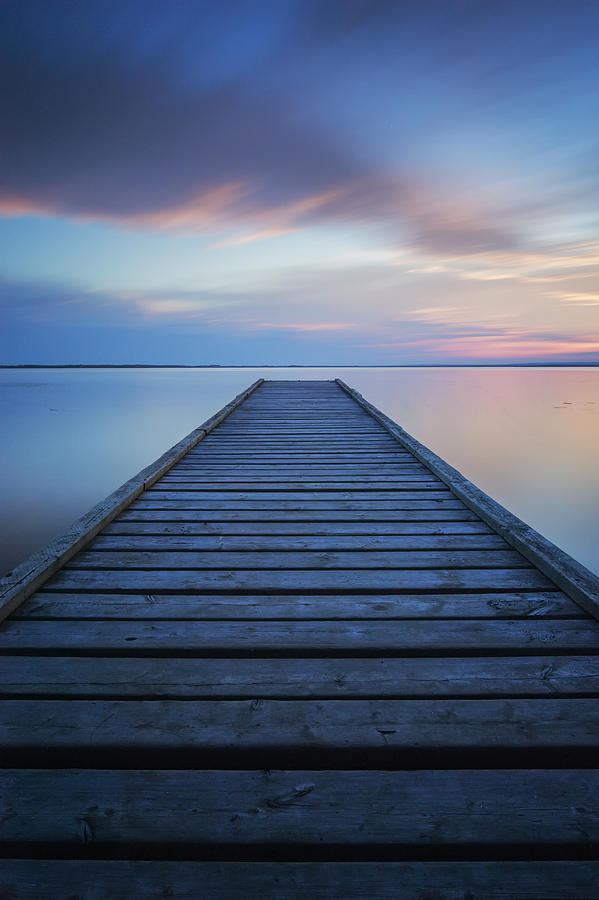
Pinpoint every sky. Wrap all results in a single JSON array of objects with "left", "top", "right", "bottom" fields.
[{"left": 1, "top": 0, "right": 598, "bottom": 365}]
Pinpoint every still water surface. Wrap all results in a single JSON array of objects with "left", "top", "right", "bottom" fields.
[{"left": 1, "top": 367, "right": 598, "bottom": 576}]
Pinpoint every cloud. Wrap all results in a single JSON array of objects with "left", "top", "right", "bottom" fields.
[
  {"left": 0, "top": 43, "right": 348, "bottom": 222},
  {"left": 0, "top": 0, "right": 527, "bottom": 256},
  {"left": 547, "top": 292, "right": 599, "bottom": 307},
  {"left": 251, "top": 321, "right": 357, "bottom": 333},
  {"left": 0, "top": 276, "right": 250, "bottom": 327},
  {"left": 1, "top": 0, "right": 598, "bottom": 268},
  {"left": 397, "top": 241, "right": 599, "bottom": 292},
  {"left": 377, "top": 321, "right": 599, "bottom": 361},
  {"left": 2, "top": 259, "right": 599, "bottom": 365}
]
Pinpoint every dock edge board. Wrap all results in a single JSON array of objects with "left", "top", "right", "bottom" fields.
[
  {"left": 0, "top": 379, "right": 264, "bottom": 622},
  {"left": 335, "top": 378, "right": 599, "bottom": 621}
]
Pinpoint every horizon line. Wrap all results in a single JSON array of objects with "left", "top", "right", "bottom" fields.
[{"left": 2, "top": 363, "right": 599, "bottom": 370}]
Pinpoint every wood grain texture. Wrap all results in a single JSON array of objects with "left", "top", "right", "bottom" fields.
[
  {"left": 3, "top": 768, "right": 599, "bottom": 846},
  {"left": 2, "top": 654, "right": 595, "bottom": 697},
  {"left": 2, "top": 860, "right": 598, "bottom": 899},
  {"left": 68, "top": 548, "right": 530, "bottom": 570},
  {"left": 42, "top": 567, "right": 555, "bottom": 593},
  {"left": 89, "top": 533, "right": 511, "bottom": 551},
  {"left": 2, "top": 618, "right": 597, "bottom": 652},
  {"left": 118, "top": 507, "right": 478, "bottom": 521},
  {"left": 104, "top": 520, "right": 495, "bottom": 535},
  {"left": 159, "top": 476, "right": 440, "bottom": 485},
  {"left": 3, "top": 698, "right": 598, "bottom": 750},
  {"left": 17, "top": 590, "right": 579, "bottom": 620}
]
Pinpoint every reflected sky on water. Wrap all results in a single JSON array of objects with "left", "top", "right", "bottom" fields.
[{"left": 1, "top": 367, "right": 598, "bottom": 576}]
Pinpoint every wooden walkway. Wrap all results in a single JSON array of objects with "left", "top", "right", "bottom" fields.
[{"left": 1, "top": 378, "right": 599, "bottom": 898}]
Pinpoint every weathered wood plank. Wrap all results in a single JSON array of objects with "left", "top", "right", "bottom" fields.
[
  {"left": 224, "top": 421, "right": 378, "bottom": 426},
  {"left": 90, "top": 533, "right": 510, "bottom": 551},
  {"left": 105, "top": 520, "right": 495, "bottom": 535},
  {"left": 144, "top": 490, "right": 455, "bottom": 501},
  {"left": 213, "top": 428, "right": 385, "bottom": 434},
  {"left": 118, "top": 508, "right": 481, "bottom": 521},
  {"left": 160, "top": 476, "right": 440, "bottom": 486},
  {"left": 188, "top": 445, "right": 409, "bottom": 452},
  {"left": 1, "top": 618, "right": 596, "bottom": 652},
  {"left": 175, "top": 458, "right": 421, "bottom": 465},
  {"left": 197, "top": 443, "right": 400, "bottom": 451},
  {"left": 174, "top": 462, "right": 423, "bottom": 469},
  {"left": 3, "top": 698, "right": 599, "bottom": 751},
  {"left": 2, "top": 654, "right": 595, "bottom": 697},
  {"left": 2, "top": 860, "right": 598, "bottom": 900},
  {"left": 16, "top": 590, "right": 580, "bottom": 620},
  {"left": 207, "top": 419, "right": 384, "bottom": 424},
  {"left": 240, "top": 394, "right": 351, "bottom": 397},
  {"left": 173, "top": 472, "right": 430, "bottom": 484},
  {"left": 200, "top": 435, "right": 398, "bottom": 443},
  {"left": 225, "top": 419, "right": 378, "bottom": 424},
  {"left": 43, "top": 567, "right": 554, "bottom": 593},
  {"left": 227, "top": 409, "right": 361, "bottom": 414},
  {"left": 131, "top": 499, "right": 468, "bottom": 510},
  {"left": 203, "top": 426, "right": 389, "bottom": 431},
  {"left": 69, "top": 549, "right": 529, "bottom": 571},
  {"left": 186, "top": 452, "right": 408, "bottom": 458},
  {"left": 197, "top": 445, "right": 401, "bottom": 453},
  {"left": 3, "top": 769, "right": 599, "bottom": 845},
  {"left": 151, "top": 485, "right": 445, "bottom": 494},
  {"left": 213, "top": 432, "right": 385, "bottom": 438}
]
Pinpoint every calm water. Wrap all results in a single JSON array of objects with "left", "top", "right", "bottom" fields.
[{"left": 1, "top": 367, "right": 598, "bottom": 576}]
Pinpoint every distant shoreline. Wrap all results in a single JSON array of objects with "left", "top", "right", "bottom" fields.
[{"left": 1, "top": 363, "right": 598, "bottom": 370}]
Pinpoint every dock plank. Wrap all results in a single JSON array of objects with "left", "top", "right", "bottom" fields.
[
  {"left": 104, "top": 520, "right": 495, "bottom": 535},
  {"left": 1, "top": 618, "right": 597, "bottom": 653},
  {"left": 3, "top": 769, "right": 599, "bottom": 846},
  {"left": 159, "top": 477, "right": 442, "bottom": 486},
  {"left": 43, "top": 567, "right": 555, "bottom": 593},
  {"left": 89, "top": 533, "right": 511, "bottom": 551},
  {"left": 2, "top": 654, "right": 596, "bottom": 697},
  {"left": 146, "top": 489, "right": 452, "bottom": 499},
  {"left": 3, "top": 698, "right": 599, "bottom": 752},
  {"left": 117, "top": 508, "right": 482, "bottom": 521},
  {"left": 18, "top": 590, "right": 580, "bottom": 620},
  {"left": 2, "top": 860, "right": 598, "bottom": 900},
  {"left": 68, "top": 548, "right": 530, "bottom": 570},
  {"left": 143, "top": 489, "right": 457, "bottom": 501}
]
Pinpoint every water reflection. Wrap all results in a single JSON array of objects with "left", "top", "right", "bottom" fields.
[{"left": 1, "top": 367, "right": 597, "bottom": 575}]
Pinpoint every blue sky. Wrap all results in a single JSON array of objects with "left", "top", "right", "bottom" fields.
[{"left": 1, "top": 0, "right": 598, "bottom": 364}]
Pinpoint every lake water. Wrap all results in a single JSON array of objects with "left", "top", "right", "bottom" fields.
[{"left": 1, "top": 366, "right": 598, "bottom": 577}]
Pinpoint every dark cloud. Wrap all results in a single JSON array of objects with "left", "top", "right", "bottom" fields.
[
  {"left": 1, "top": 0, "right": 595, "bottom": 255},
  {"left": 1, "top": 1, "right": 406, "bottom": 227},
  {"left": 0, "top": 3, "right": 503, "bottom": 234},
  {"left": 0, "top": 35, "right": 368, "bottom": 220}
]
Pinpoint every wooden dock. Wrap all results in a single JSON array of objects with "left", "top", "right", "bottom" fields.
[{"left": 1, "top": 378, "right": 599, "bottom": 898}]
